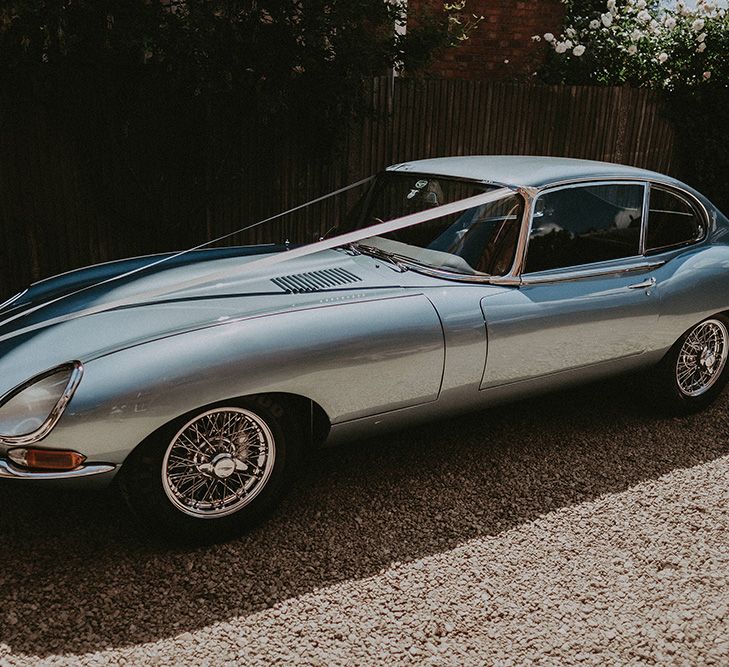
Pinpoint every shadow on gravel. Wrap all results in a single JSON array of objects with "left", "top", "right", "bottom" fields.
[{"left": 1, "top": 377, "right": 728, "bottom": 658}]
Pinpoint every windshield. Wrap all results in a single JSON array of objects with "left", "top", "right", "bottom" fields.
[{"left": 343, "top": 172, "right": 524, "bottom": 276}]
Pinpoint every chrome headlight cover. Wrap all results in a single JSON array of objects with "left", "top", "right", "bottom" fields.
[{"left": 0, "top": 361, "right": 83, "bottom": 446}]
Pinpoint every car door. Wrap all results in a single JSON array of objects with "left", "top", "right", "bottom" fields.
[{"left": 480, "top": 181, "right": 662, "bottom": 388}]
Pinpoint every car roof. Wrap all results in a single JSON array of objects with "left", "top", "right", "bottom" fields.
[{"left": 386, "top": 155, "right": 677, "bottom": 189}]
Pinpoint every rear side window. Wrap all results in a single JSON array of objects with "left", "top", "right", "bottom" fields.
[
  {"left": 646, "top": 187, "right": 704, "bottom": 253},
  {"left": 525, "top": 184, "right": 644, "bottom": 273}
]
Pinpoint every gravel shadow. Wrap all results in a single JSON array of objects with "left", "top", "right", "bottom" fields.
[{"left": 1, "top": 376, "right": 728, "bottom": 658}]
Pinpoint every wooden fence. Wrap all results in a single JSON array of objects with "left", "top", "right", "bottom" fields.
[{"left": 0, "top": 78, "right": 677, "bottom": 296}]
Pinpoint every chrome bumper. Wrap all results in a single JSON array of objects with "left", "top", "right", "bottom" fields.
[{"left": 0, "top": 458, "right": 116, "bottom": 480}]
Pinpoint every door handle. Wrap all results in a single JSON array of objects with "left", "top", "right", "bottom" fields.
[{"left": 627, "top": 277, "right": 656, "bottom": 289}]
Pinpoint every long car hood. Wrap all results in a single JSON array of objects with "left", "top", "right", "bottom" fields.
[{"left": 0, "top": 244, "right": 403, "bottom": 389}]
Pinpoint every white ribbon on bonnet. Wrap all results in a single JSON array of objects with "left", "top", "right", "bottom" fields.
[{"left": 0, "top": 177, "right": 514, "bottom": 343}]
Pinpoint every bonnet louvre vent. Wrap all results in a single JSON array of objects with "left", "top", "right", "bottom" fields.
[{"left": 271, "top": 268, "right": 362, "bottom": 293}]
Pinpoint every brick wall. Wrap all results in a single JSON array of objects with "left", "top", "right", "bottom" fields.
[{"left": 409, "top": 0, "right": 565, "bottom": 79}]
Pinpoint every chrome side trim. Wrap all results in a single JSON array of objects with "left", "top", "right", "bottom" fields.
[
  {"left": 0, "top": 458, "right": 115, "bottom": 480},
  {"left": 520, "top": 259, "right": 666, "bottom": 285},
  {"left": 0, "top": 361, "right": 84, "bottom": 446}
]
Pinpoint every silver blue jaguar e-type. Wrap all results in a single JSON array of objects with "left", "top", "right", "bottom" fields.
[{"left": 1, "top": 156, "right": 728, "bottom": 541}]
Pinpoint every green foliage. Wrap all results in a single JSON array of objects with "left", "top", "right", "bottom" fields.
[{"left": 0, "top": 1, "right": 475, "bottom": 136}]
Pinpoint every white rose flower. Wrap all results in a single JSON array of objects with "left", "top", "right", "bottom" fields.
[
  {"left": 637, "top": 10, "right": 651, "bottom": 23},
  {"left": 607, "top": 0, "right": 617, "bottom": 10},
  {"left": 665, "top": 17, "right": 676, "bottom": 29},
  {"left": 566, "top": 27, "right": 576, "bottom": 38},
  {"left": 589, "top": 19, "right": 600, "bottom": 29},
  {"left": 692, "top": 18, "right": 705, "bottom": 31},
  {"left": 627, "top": 44, "right": 638, "bottom": 55},
  {"left": 657, "top": 52, "right": 668, "bottom": 63},
  {"left": 564, "top": 39, "right": 574, "bottom": 49},
  {"left": 698, "top": 32, "right": 707, "bottom": 42},
  {"left": 703, "top": 71, "right": 712, "bottom": 80},
  {"left": 636, "top": 0, "right": 647, "bottom": 9},
  {"left": 697, "top": 41, "right": 707, "bottom": 52},
  {"left": 601, "top": 12, "right": 613, "bottom": 27},
  {"left": 630, "top": 28, "right": 643, "bottom": 41},
  {"left": 555, "top": 41, "right": 568, "bottom": 54},
  {"left": 544, "top": 32, "right": 555, "bottom": 42},
  {"left": 573, "top": 44, "right": 586, "bottom": 56}
]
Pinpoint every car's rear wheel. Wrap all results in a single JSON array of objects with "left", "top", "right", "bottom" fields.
[
  {"left": 651, "top": 315, "right": 729, "bottom": 414},
  {"left": 119, "top": 396, "right": 302, "bottom": 544}
]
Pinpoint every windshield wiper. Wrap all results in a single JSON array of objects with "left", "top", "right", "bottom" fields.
[{"left": 350, "top": 242, "right": 408, "bottom": 272}]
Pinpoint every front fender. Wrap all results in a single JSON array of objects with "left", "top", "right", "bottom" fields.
[{"left": 34, "top": 294, "right": 445, "bottom": 465}]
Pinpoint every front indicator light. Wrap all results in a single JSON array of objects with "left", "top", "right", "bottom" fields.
[{"left": 7, "top": 447, "right": 86, "bottom": 471}]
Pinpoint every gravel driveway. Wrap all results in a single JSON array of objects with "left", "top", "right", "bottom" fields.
[{"left": 1, "top": 377, "right": 728, "bottom": 666}]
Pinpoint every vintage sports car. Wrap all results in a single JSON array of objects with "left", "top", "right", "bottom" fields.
[{"left": 1, "top": 156, "right": 728, "bottom": 541}]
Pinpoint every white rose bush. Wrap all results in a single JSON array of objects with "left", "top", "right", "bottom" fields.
[
  {"left": 536, "top": 0, "right": 728, "bottom": 90},
  {"left": 532, "top": 0, "right": 729, "bottom": 214}
]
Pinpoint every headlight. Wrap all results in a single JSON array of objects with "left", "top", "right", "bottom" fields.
[{"left": 0, "top": 362, "right": 83, "bottom": 445}]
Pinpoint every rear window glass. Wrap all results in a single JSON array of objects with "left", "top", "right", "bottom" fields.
[{"left": 646, "top": 187, "right": 704, "bottom": 253}]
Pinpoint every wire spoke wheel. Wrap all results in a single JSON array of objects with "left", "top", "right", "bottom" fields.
[
  {"left": 675, "top": 319, "right": 729, "bottom": 397},
  {"left": 161, "top": 407, "right": 276, "bottom": 518}
]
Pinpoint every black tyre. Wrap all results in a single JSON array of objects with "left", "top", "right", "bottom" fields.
[
  {"left": 118, "top": 395, "right": 302, "bottom": 544},
  {"left": 650, "top": 314, "right": 729, "bottom": 415}
]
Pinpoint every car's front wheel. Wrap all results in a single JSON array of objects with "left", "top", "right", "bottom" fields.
[
  {"left": 119, "top": 396, "right": 301, "bottom": 543},
  {"left": 651, "top": 315, "right": 729, "bottom": 414}
]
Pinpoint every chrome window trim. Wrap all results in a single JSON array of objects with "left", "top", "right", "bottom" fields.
[
  {"left": 535, "top": 176, "right": 711, "bottom": 235},
  {"left": 639, "top": 183, "right": 651, "bottom": 254},
  {"left": 0, "top": 361, "right": 84, "bottom": 446},
  {"left": 520, "top": 258, "right": 667, "bottom": 286},
  {"left": 353, "top": 176, "right": 711, "bottom": 288},
  {"left": 386, "top": 259, "right": 521, "bottom": 285},
  {"left": 519, "top": 179, "right": 649, "bottom": 279},
  {"left": 644, "top": 182, "right": 709, "bottom": 255}
]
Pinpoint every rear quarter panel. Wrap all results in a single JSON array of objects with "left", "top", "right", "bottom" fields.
[{"left": 651, "top": 242, "right": 729, "bottom": 351}]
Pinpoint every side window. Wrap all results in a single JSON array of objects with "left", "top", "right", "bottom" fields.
[
  {"left": 525, "top": 184, "right": 644, "bottom": 273},
  {"left": 646, "top": 187, "right": 704, "bottom": 253},
  {"left": 526, "top": 184, "right": 644, "bottom": 273}
]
